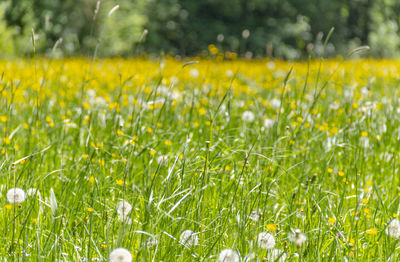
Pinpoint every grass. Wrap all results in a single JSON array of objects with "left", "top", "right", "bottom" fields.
[{"left": 0, "top": 57, "right": 400, "bottom": 261}]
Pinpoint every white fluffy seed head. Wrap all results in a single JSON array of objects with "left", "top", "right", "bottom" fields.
[
  {"left": 179, "top": 230, "right": 199, "bottom": 247},
  {"left": 263, "top": 118, "right": 274, "bottom": 128},
  {"left": 288, "top": 229, "right": 307, "bottom": 247},
  {"left": 386, "top": 219, "right": 400, "bottom": 238},
  {"left": 117, "top": 200, "right": 132, "bottom": 217},
  {"left": 109, "top": 248, "right": 132, "bottom": 262},
  {"left": 257, "top": 232, "right": 275, "bottom": 250},
  {"left": 218, "top": 249, "right": 240, "bottom": 262},
  {"left": 249, "top": 209, "right": 263, "bottom": 222},
  {"left": 242, "top": 111, "right": 255, "bottom": 122},
  {"left": 270, "top": 98, "right": 281, "bottom": 109},
  {"left": 6, "top": 188, "right": 26, "bottom": 203}
]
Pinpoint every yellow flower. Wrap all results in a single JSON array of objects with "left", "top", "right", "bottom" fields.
[
  {"left": 149, "top": 149, "right": 156, "bottom": 156},
  {"left": 362, "top": 198, "right": 369, "bottom": 204},
  {"left": 164, "top": 140, "right": 172, "bottom": 146},
  {"left": 0, "top": 115, "right": 8, "bottom": 122},
  {"left": 3, "top": 137, "right": 10, "bottom": 144},
  {"left": 86, "top": 207, "right": 94, "bottom": 212},
  {"left": 5, "top": 204, "right": 12, "bottom": 210},
  {"left": 117, "top": 130, "right": 124, "bottom": 136},
  {"left": 82, "top": 154, "right": 89, "bottom": 159},
  {"left": 327, "top": 168, "right": 333, "bottom": 173},
  {"left": 328, "top": 217, "right": 336, "bottom": 226},
  {"left": 83, "top": 102, "right": 91, "bottom": 109},
  {"left": 199, "top": 107, "right": 206, "bottom": 115},
  {"left": 116, "top": 179, "right": 124, "bottom": 186},
  {"left": 338, "top": 171, "right": 344, "bottom": 176},
  {"left": 366, "top": 228, "right": 377, "bottom": 235},
  {"left": 361, "top": 131, "right": 368, "bottom": 137},
  {"left": 330, "top": 127, "right": 338, "bottom": 135},
  {"left": 89, "top": 176, "right": 95, "bottom": 184},
  {"left": 266, "top": 224, "right": 277, "bottom": 231}
]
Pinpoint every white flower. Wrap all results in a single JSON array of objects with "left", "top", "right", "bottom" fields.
[
  {"left": 386, "top": 219, "right": 400, "bottom": 238},
  {"left": 189, "top": 69, "right": 199, "bottom": 78},
  {"left": 360, "top": 86, "right": 369, "bottom": 96},
  {"left": 50, "top": 188, "right": 57, "bottom": 216},
  {"left": 249, "top": 209, "right": 263, "bottom": 222},
  {"left": 263, "top": 118, "right": 274, "bottom": 128},
  {"left": 117, "top": 200, "right": 132, "bottom": 218},
  {"left": 179, "top": 230, "right": 199, "bottom": 247},
  {"left": 257, "top": 232, "right": 275, "bottom": 250},
  {"left": 109, "top": 248, "right": 132, "bottom": 262},
  {"left": 218, "top": 249, "right": 240, "bottom": 262},
  {"left": 288, "top": 229, "right": 307, "bottom": 247},
  {"left": 242, "top": 111, "right": 255, "bottom": 122},
  {"left": 6, "top": 188, "right": 26, "bottom": 203},
  {"left": 267, "top": 249, "right": 287, "bottom": 262},
  {"left": 270, "top": 98, "right": 281, "bottom": 109}
]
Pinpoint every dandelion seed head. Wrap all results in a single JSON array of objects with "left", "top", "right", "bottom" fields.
[
  {"left": 288, "top": 229, "right": 307, "bottom": 247},
  {"left": 109, "top": 248, "right": 132, "bottom": 262},
  {"left": 189, "top": 69, "right": 199, "bottom": 78},
  {"left": 386, "top": 219, "right": 400, "bottom": 238},
  {"left": 117, "top": 200, "right": 132, "bottom": 217},
  {"left": 249, "top": 209, "right": 263, "bottom": 222},
  {"left": 179, "top": 230, "right": 199, "bottom": 247},
  {"left": 263, "top": 118, "right": 274, "bottom": 128},
  {"left": 6, "top": 188, "right": 25, "bottom": 203},
  {"left": 242, "top": 111, "right": 255, "bottom": 122},
  {"left": 270, "top": 98, "right": 281, "bottom": 109},
  {"left": 257, "top": 232, "right": 275, "bottom": 250},
  {"left": 218, "top": 249, "right": 240, "bottom": 262}
]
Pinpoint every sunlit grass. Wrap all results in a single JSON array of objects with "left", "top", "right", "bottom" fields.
[{"left": 1, "top": 57, "right": 400, "bottom": 261}]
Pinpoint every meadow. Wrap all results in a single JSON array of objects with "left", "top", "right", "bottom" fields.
[{"left": 1, "top": 56, "right": 400, "bottom": 261}]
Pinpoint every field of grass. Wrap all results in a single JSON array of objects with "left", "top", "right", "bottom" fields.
[{"left": 2, "top": 57, "right": 400, "bottom": 261}]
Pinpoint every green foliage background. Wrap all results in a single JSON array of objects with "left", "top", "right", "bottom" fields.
[{"left": 1, "top": 0, "right": 400, "bottom": 58}]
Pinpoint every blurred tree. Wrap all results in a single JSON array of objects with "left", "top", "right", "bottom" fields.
[{"left": 2, "top": 0, "right": 400, "bottom": 58}]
